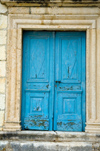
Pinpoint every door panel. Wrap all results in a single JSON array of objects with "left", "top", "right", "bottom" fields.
[
  {"left": 24, "top": 92, "right": 49, "bottom": 130},
  {"left": 21, "top": 31, "right": 54, "bottom": 130},
  {"left": 54, "top": 32, "right": 86, "bottom": 131},
  {"left": 55, "top": 92, "right": 82, "bottom": 131}
]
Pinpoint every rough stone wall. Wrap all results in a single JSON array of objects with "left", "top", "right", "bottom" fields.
[{"left": 0, "top": 3, "right": 7, "bottom": 131}]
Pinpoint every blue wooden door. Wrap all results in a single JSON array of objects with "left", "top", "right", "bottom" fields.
[
  {"left": 54, "top": 32, "right": 86, "bottom": 131},
  {"left": 21, "top": 31, "right": 54, "bottom": 130},
  {"left": 21, "top": 31, "right": 86, "bottom": 131}
]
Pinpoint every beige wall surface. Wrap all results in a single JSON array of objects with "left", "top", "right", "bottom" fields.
[
  {"left": 0, "top": 1, "right": 100, "bottom": 132},
  {"left": 0, "top": 3, "right": 7, "bottom": 131}
]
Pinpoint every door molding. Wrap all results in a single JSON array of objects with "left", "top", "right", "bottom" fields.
[{"left": 3, "top": 9, "right": 100, "bottom": 132}]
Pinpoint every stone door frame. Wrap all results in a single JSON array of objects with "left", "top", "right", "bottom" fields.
[{"left": 3, "top": 8, "right": 100, "bottom": 132}]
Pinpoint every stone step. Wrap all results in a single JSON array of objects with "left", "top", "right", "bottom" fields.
[
  {"left": 0, "top": 131, "right": 100, "bottom": 151},
  {"left": 0, "top": 131, "right": 100, "bottom": 142},
  {"left": 0, "top": 141, "right": 94, "bottom": 151}
]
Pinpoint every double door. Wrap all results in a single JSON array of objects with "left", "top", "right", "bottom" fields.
[{"left": 21, "top": 31, "right": 86, "bottom": 131}]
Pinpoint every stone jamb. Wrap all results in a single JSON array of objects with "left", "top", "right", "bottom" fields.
[{"left": 3, "top": 12, "right": 100, "bottom": 132}]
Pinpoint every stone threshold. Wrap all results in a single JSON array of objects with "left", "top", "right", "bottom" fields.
[{"left": 0, "top": 131, "right": 100, "bottom": 142}]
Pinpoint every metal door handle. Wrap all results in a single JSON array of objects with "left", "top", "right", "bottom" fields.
[{"left": 55, "top": 81, "right": 61, "bottom": 83}]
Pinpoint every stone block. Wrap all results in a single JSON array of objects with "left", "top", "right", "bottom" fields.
[
  {"left": 93, "top": 143, "right": 100, "bottom": 151},
  {"left": 70, "top": 142, "right": 92, "bottom": 151},
  {"left": 0, "top": 94, "right": 5, "bottom": 110},
  {"left": 0, "top": 141, "right": 8, "bottom": 150},
  {"left": 10, "top": 142, "right": 70, "bottom": 151},
  {"left": 0, "top": 31, "right": 6, "bottom": 45},
  {"left": 8, "top": 7, "right": 29, "bottom": 14},
  {"left": 0, "top": 127, "right": 3, "bottom": 131},
  {"left": 11, "top": 142, "right": 33, "bottom": 151},
  {"left": 0, "top": 78, "right": 5, "bottom": 93},
  {"left": 0, "top": 3, "right": 7, "bottom": 14},
  {"left": 0, "top": 46, "right": 6, "bottom": 60},
  {"left": 10, "top": 142, "right": 20, "bottom": 151},
  {"left": 0, "top": 15, "right": 7, "bottom": 29},
  {"left": 32, "top": 142, "right": 69, "bottom": 151},
  {"left": 20, "top": 142, "right": 37, "bottom": 151},
  {"left": 0, "top": 111, "right": 4, "bottom": 126},
  {"left": 0, "top": 61, "right": 6, "bottom": 77},
  {"left": 31, "top": 7, "right": 99, "bottom": 15}
]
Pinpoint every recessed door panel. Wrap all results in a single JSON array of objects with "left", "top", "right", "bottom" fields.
[
  {"left": 24, "top": 92, "right": 49, "bottom": 130},
  {"left": 55, "top": 92, "right": 82, "bottom": 131}
]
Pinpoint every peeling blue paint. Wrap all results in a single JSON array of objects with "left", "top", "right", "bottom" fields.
[{"left": 21, "top": 31, "right": 86, "bottom": 131}]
